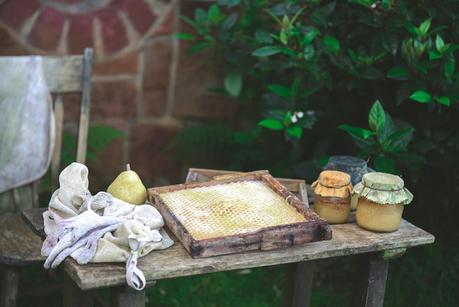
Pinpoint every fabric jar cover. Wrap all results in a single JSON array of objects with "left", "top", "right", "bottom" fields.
[
  {"left": 311, "top": 170, "right": 352, "bottom": 199},
  {"left": 352, "top": 172, "right": 413, "bottom": 205}
]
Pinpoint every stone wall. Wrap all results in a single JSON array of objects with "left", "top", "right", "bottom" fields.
[{"left": 0, "top": 0, "right": 235, "bottom": 190}]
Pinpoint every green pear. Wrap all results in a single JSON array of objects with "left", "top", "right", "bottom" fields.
[{"left": 107, "top": 164, "right": 147, "bottom": 205}]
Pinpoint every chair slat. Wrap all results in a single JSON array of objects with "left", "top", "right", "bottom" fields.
[
  {"left": 42, "top": 56, "right": 83, "bottom": 93},
  {"left": 76, "top": 49, "right": 93, "bottom": 164},
  {"left": 51, "top": 95, "right": 64, "bottom": 192}
]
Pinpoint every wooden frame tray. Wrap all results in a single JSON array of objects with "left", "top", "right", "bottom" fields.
[
  {"left": 149, "top": 172, "right": 332, "bottom": 258},
  {"left": 185, "top": 168, "right": 313, "bottom": 206}
]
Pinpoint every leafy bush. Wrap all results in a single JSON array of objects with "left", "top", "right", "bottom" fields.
[
  {"left": 176, "top": 0, "right": 458, "bottom": 176},
  {"left": 174, "top": 1, "right": 459, "bottom": 306}
]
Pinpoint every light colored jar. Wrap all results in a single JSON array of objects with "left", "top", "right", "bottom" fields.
[
  {"left": 312, "top": 170, "right": 352, "bottom": 224},
  {"left": 353, "top": 172, "right": 413, "bottom": 232}
]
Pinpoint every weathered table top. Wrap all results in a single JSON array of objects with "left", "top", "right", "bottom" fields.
[{"left": 22, "top": 207, "right": 434, "bottom": 291}]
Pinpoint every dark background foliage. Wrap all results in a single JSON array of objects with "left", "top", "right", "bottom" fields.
[{"left": 167, "top": 0, "right": 459, "bottom": 306}]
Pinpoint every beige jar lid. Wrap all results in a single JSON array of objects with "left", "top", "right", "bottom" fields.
[
  {"left": 312, "top": 170, "right": 352, "bottom": 198},
  {"left": 353, "top": 172, "right": 413, "bottom": 205}
]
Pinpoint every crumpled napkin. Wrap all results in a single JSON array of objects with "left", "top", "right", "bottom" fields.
[{"left": 42, "top": 162, "right": 174, "bottom": 290}]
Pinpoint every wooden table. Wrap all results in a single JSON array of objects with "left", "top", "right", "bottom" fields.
[{"left": 23, "top": 207, "right": 434, "bottom": 307}]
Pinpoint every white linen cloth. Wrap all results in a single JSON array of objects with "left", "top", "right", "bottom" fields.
[
  {"left": 0, "top": 56, "right": 54, "bottom": 194},
  {"left": 42, "top": 162, "right": 174, "bottom": 290}
]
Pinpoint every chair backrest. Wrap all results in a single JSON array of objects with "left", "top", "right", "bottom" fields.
[{"left": 5, "top": 48, "right": 93, "bottom": 211}]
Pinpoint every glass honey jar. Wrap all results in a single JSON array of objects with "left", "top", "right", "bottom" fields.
[
  {"left": 353, "top": 172, "right": 413, "bottom": 232},
  {"left": 312, "top": 170, "right": 352, "bottom": 224}
]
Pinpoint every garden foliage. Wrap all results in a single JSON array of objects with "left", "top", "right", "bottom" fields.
[{"left": 174, "top": 1, "right": 459, "bottom": 305}]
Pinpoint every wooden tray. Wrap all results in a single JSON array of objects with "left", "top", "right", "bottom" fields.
[
  {"left": 149, "top": 172, "right": 332, "bottom": 258},
  {"left": 185, "top": 168, "right": 313, "bottom": 206}
]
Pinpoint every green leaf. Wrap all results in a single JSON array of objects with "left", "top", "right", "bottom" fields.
[
  {"left": 255, "top": 30, "right": 273, "bottom": 44},
  {"left": 217, "top": 0, "right": 240, "bottom": 7},
  {"left": 175, "top": 32, "right": 196, "bottom": 40},
  {"left": 302, "top": 27, "right": 319, "bottom": 45},
  {"left": 368, "top": 100, "right": 386, "bottom": 133},
  {"left": 323, "top": 35, "right": 340, "bottom": 53},
  {"left": 374, "top": 156, "right": 398, "bottom": 174},
  {"left": 303, "top": 45, "right": 315, "bottom": 60},
  {"left": 386, "top": 66, "right": 409, "bottom": 80},
  {"left": 409, "top": 90, "right": 432, "bottom": 103},
  {"left": 195, "top": 8, "right": 207, "bottom": 25},
  {"left": 280, "top": 29, "right": 288, "bottom": 45},
  {"left": 428, "top": 50, "right": 442, "bottom": 61},
  {"left": 286, "top": 126, "right": 302, "bottom": 139},
  {"left": 444, "top": 56, "right": 455, "bottom": 80},
  {"left": 252, "top": 46, "right": 281, "bottom": 57},
  {"left": 435, "top": 35, "right": 445, "bottom": 52},
  {"left": 224, "top": 72, "right": 242, "bottom": 97},
  {"left": 208, "top": 4, "right": 222, "bottom": 24},
  {"left": 383, "top": 128, "right": 415, "bottom": 153},
  {"left": 434, "top": 96, "right": 451, "bottom": 107},
  {"left": 338, "top": 124, "right": 374, "bottom": 139},
  {"left": 267, "top": 84, "right": 291, "bottom": 98},
  {"left": 361, "top": 67, "right": 384, "bottom": 80},
  {"left": 221, "top": 13, "right": 238, "bottom": 30},
  {"left": 258, "top": 119, "right": 284, "bottom": 130},
  {"left": 419, "top": 18, "right": 431, "bottom": 35},
  {"left": 187, "top": 42, "right": 212, "bottom": 54}
]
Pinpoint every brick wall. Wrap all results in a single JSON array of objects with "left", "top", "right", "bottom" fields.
[{"left": 0, "top": 0, "right": 235, "bottom": 190}]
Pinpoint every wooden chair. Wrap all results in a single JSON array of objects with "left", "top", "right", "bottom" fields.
[{"left": 0, "top": 48, "right": 93, "bottom": 307}]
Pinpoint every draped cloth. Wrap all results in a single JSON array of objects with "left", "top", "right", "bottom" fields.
[
  {"left": 42, "top": 163, "right": 174, "bottom": 290},
  {"left": 0, "top": 56, "right": 54, "bottom": 194}
]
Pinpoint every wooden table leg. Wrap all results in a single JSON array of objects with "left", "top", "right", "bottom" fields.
[
  {"left": 351, "top": 253, "right": 389, "bottom": 307},
  {"left": 111, "top": 285, "right": 146, "bottom": 307},
  {"left": 63, "top": 273, "right": 93, "bottom": 307},
  {"left": 0, "top": 265, "right": 20, "bottom": 307},
  {"left": 283, "top": 261, "right": 314, "bottom": 307}
]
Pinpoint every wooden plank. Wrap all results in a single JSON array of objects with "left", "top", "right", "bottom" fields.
[
  {"left": 63, "top": 273, "right": 93, "bottom": 307},
  {"left": 150, "top": 173, "right": 331, "bottom": 258},
  {"left": 291, "top": 261, "right": 314, "bottom": 307},
  {"left": 51, "top": 95, "right": 64, "bottom": 192},
  {"left": 75, "top": 48, "right": 92, "bottom": 164},
  {"left": 42, "top": 56, "right": 83, "bottom": 93},
  {"left": 186, "top": 168, "right": 307, "bottom": 193},
  {"left": 60, "top": 218, "right": 433, "bottom": 290},
  {"left": 43, "top": 55, "right": 83, "bottom": 93},
  {"left": 351, "top": 254, "right": 389, "bottom": 307},
  {"left": 110, "top": 286, "right": 146, "bottom": 307},
  {"left": 0, "top": 214, "right": 45, "bottom": 265},
  {"left": 0, "top": 266, "right": 19, "bottom": 307}
]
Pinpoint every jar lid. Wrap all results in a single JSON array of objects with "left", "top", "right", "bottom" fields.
[
  {"left": 312, "top": 170, "right": 352, "bottom": 198},
  {"left": 353, "top": 172, "right": 413, "bottom": 205},
  {"left": 362, "top": 172, "right": 404, "bottom": 191},
  {"left": 317, "top": 170, "right": 350, "bottom": 188}
]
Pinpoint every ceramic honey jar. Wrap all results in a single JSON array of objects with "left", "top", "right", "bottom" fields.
[
  {"left": 353, "top": 172, "right": 413, "bottom": 232},
  {"left": 312, "top": 170, "right": 352, "bottom": 224}
]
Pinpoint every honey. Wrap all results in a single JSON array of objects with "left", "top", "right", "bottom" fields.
[
  {"left": 312, "top": 170, "right": 352, "bottom": 224},
  {"left": 353, "top": 172, "right": 413, "bottom": 232},
  {"left": 158, "top": 181, "right": 305, "bottom": 240}
]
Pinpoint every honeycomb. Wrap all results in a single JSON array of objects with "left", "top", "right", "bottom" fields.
[{"left": 158, "top": 181, "right": 306, "bottom": 240}]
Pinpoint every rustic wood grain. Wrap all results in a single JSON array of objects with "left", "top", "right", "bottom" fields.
[
  {"left": 150, "top": 173, "right": 331, "bottom": 258},
  {"left": 42, "top": 56, "right": 83, "bottom": 93},
  {"left": 0, "top": 265, "right": 19, "bottom": 307},
  {"left": 0, "top": 214, "right": 45, "bottom": 265},
  {"left": 76, "top": 48, "right": 93, "bottom": 164},
  {"left": 63, "top": 273, "right": 94, "bottom": 307},
  {"left": 290, "top": 261, "right": 314, "bottom": 307},
  {"left": 51, "top": 95, "right": 64, "bottom": 193},
  {"left": 351, "top": 254, "right": 389, "bottom": 307},
  {"left": 58, "top": 218, "right": 434, "bottom": 290},
  {"left": 110, "top": 286, "right": 146, "bottom": 307}
]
